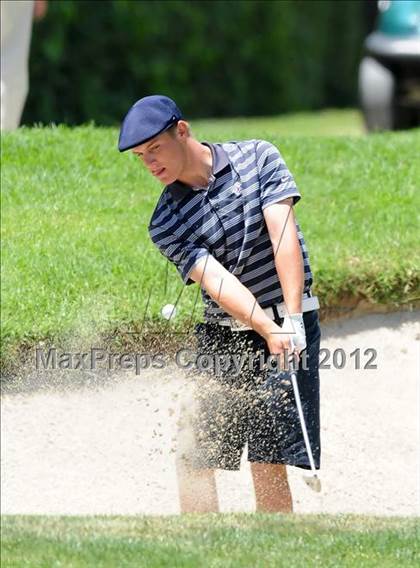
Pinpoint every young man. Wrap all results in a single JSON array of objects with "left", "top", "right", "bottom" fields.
[{"left": 118, "top": 95, "right": 321, "bottom": 513}]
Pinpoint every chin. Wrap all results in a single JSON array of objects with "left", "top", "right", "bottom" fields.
[{"left": 163, "top": 172, "right": 177, "bottom": 185}]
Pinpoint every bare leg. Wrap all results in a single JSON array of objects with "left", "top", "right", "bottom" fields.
[
  {"left": 250, "top": 462, "right": 293, "bottom": 513},
  {"left": 175, "top": 381, "right": 220, "bottom": 513},
  {"left": 176, "top": 460, "right": 219, "bottom": 513}
]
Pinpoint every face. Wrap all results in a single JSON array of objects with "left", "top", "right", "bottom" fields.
[{"left": 131, "top": 122, "right": 188, "bottom": 185}]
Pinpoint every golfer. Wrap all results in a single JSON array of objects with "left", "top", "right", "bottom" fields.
[{"left": 118, "top": 95, "right": 321, "bottom": 513}]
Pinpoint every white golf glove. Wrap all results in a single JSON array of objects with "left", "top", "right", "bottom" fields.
[{"left": 282, "top": 313, "right": 306, "bottom": 355}]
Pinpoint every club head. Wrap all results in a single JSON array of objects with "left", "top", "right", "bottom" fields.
[{"left": 303, "top": 474, "right": 321, "bottom": 492}]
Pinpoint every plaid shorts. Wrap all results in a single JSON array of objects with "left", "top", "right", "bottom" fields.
[{"left": 177, "top": 309, "right": 321, "bottom": 471}]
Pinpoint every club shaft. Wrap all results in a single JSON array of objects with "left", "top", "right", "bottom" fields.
[{"left": 290, "top": 369, "right": 317, "bottom": 474}]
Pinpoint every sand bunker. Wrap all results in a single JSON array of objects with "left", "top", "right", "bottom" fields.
[{"left": 1, "top": 310, "right": 419, "bottom": 516}]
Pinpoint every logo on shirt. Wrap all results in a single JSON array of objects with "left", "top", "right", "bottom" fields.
[{"left": 232, "top": 182, "right": 241, "bottom": 196}]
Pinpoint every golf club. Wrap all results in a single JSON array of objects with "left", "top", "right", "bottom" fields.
[{"left": 289, "top": 353, "right": 321, "bottom": 492}]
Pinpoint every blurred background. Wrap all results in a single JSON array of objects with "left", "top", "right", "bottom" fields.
[
  {"left": 1, "top": 0, "right": 419, "bottom": 131},
  {"left": 20, "top": 0, "right": 377, "bottom": 125}
]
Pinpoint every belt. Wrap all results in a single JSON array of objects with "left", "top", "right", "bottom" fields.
[{"left": 215, "top": 293, "right": 320, "bottom": 332}]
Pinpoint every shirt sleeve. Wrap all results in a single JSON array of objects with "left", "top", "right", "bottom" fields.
[
  {"left": 148, "top": 222, "right": 211, "bottom": 286},
  {"left": 256, "top": 140, "right": 301, "bottom": 210}
]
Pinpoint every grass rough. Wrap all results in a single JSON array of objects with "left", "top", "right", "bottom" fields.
[
  {"left": 1, "top": 514, "right": 419, "bottom": 567},
  {"left": 1, "top": 113, "right": 419, "bottom": 369}
]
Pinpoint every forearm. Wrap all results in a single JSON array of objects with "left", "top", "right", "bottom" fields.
[
  {"left": 189, "top": 255, "right": 278, "bottom": 340},
  {"left": 264, "top": 201, "right": 304, "bottom": 314},
  {"left": 274, "top": 245, "right": 304, "bottom": 314}
]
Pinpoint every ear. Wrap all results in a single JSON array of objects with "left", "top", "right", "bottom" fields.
[{"left": 176, "top": 120, "right": 190, "bottom": 139}]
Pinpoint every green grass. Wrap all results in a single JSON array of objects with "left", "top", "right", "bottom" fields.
[
  {"left": 1, "top": 514, "right": 419, "bottom": 567},
  {"left": 1, "top": 110, "right": 419, "bottom": 367},
  {"left": 193, "top": 108, "right": 365, "bottom": 138}
]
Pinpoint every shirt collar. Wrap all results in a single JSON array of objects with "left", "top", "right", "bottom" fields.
[
  {"left": 203, "top": 142, "right": 230, "bottom": 176},
  {"left": 166, "top": 142, "right": 231, "bottom": 202}
]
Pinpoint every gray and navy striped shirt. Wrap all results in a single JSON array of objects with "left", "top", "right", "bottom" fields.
[{"left": 148, "top": 139, "right": 313, "bottom": 321}]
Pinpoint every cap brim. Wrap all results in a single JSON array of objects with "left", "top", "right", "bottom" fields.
[{"left": 118, "top": 118, "right": 180, "bottom": 153}]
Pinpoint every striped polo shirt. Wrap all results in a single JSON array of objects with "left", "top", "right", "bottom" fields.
[{"left": 148, "top": 139, "right": 314, "bottom": 321}]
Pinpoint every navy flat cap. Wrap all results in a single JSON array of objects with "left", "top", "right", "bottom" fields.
[{"left": 118, "top": 95, "right": 183, "bottom": 152}]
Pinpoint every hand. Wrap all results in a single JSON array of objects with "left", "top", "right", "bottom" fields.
[
  {"left": 262, "top": 313, "right": 306, "bottom": 369},
  {"left": 282, "top": 313, "right": 306, "bottom": 355},
  {"left": 262, "top": 321, "right": 295, "bottom": 370}
]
